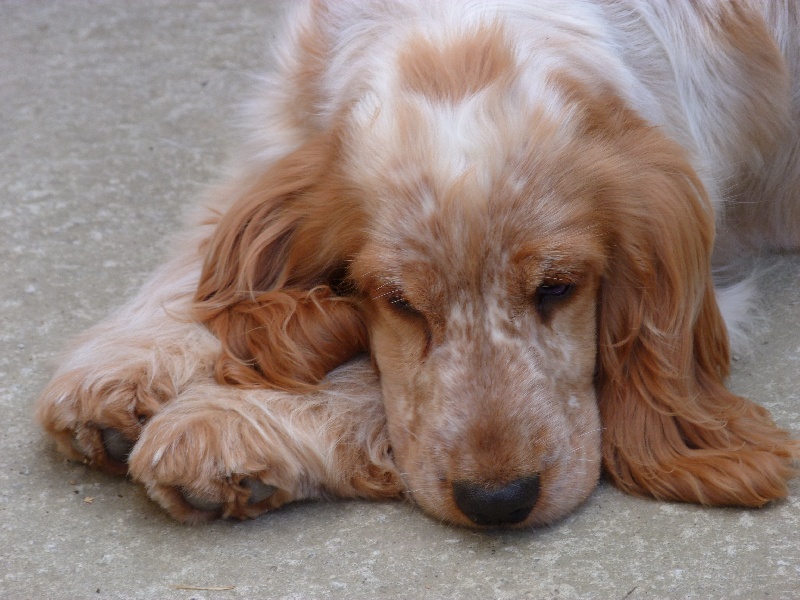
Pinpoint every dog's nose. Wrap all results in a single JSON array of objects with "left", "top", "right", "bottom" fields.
[{"left": 452, "top": 475, "right": 540, "bottom": 526}]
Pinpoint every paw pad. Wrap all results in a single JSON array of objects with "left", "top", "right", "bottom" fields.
[
  {"left": 242, "top": 478, "right": 277, "bottom": 505},
  {"left": 100, "top": 428, "right": 135, "bottom": 463},
  {"left": 181, "top": 490, "right": 224, "bottom": 513}
]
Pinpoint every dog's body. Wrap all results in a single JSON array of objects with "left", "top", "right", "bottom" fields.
[{"left": 37, "top": 0, "right": 799, "bottom": 528}]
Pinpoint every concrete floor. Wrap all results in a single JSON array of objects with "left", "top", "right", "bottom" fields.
[{"left": 2, "top": 2, "right": 799, "bottom": 599}]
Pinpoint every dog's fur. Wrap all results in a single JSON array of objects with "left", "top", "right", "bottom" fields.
[{"left": 37, "top": 0, "right": 800, "bottom": 528}]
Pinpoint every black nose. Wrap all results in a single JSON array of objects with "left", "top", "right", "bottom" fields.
[{"left": 452, "top": 475, "right": 540, "bottom": 526}]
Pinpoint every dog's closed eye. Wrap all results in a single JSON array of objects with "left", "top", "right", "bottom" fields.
[
  {"left": 387, "top": 291, "right": 420, "bottom": 316},
  {"left": 536, "top": 282, "right": 573, "bottom": 298},
  {"left": 534, "top": 281, "right": 575, "bottom": 318}
]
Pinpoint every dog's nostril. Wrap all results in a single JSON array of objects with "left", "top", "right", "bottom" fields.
[{"left": 452, "top": 475, "right": 540, "bottom": 527}]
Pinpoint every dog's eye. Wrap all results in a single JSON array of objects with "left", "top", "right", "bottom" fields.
[
  {"left": 385, "top": 290, "right": 433, "bottom": 355},
  {"left": 536, "top": 282, "right": 573, "bottom": 298},
  {"left": 534, "top": 281, "right": 574, "bottom": 317},
  {"left": 387, "top": 291, "right": 420, "bottom": 316}
]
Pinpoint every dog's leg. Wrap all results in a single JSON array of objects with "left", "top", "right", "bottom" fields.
[
  {"left": 127, "top": 358, "right": 401, "bottom": 523},
  {"left": 35, "top": 245, "right": 219, "bottom": 475}
]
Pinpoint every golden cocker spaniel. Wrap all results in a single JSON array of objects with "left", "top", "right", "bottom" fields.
[{"left": 38, "top": 0, "right": 799, "bottom": 528}]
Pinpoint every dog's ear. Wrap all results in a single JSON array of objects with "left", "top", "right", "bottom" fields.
[
  {"left": 595, "top": 125, "right": 797, "bottom": 507},
  {"left": 194, "top": 132, "right": 369, "bottom": 390}
]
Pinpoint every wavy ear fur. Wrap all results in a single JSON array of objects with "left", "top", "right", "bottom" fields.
[
  {"left": 194, "top": 132, "right": 369, "bottom": 390},
  {"left": 595, "top": 112, "right": 797, "bottom": 506}
]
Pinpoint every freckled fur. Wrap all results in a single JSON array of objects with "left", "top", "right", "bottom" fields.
[{"left": 37, "top": 0, "right": 799, "bottom": 528}]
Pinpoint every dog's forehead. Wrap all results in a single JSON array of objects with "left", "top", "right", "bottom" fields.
[
  {"left": 348, "top": 76, "right": 573, "bottom": 199},
  {"left": 348, "top": 90, "right": 569, "bottom": 227},
  {"left": 343, "top": 40, "right": 624, "bottom": 295},
  {"left": 353, "top": 167, "right": 608, "bottom": 306},
  {"left": 350, "top": 98, "right": 609, "bottom": 272}
]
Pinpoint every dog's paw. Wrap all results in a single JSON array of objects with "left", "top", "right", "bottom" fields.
[
  {"left": 128, "top": 388, "right": 305, "bottom": 523},
  {"left": 36, "top": 361, "right": 177, "bottom": 475},
  {"left": 36, "top": 324, "right": 218, "bottom": 475}
]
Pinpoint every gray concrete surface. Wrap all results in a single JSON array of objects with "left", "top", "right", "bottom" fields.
[{"left": 2, "top": 2, "right": 799, "bottom": 599}]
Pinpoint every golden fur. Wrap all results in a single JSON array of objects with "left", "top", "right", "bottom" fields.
[{"left": 37, "top": 0, "right": 799, "bottom": 528}]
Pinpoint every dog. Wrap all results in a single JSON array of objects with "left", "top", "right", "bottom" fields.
[{"left": 37, "top": 0, "right": 799, "bottom": 528}]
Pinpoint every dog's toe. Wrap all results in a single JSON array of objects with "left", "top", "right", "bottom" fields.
[{"left": 70, "top": 432, "right": 88, "bottom": 459}]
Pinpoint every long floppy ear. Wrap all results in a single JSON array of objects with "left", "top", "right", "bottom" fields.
[
  {"left": 194, "top": 132, "right": 369, "bottom": 390},
  {"left": 596, "top": 127, "right": 797, "bottom": 507}
]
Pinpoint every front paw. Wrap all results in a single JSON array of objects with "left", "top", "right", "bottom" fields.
[
  {"left": 35, "top": 366, "right": 172, "bottom": 475},
  {"left": 128, "top": 387, "right": 302, "bottom": 523},
  {"left": 36, "top": 323, "right": 219, "bottom": 475}
]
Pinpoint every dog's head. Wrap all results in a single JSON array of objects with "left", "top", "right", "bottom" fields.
[{"left": 194, "top": 22, "right": 794, "bottom": 527}]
